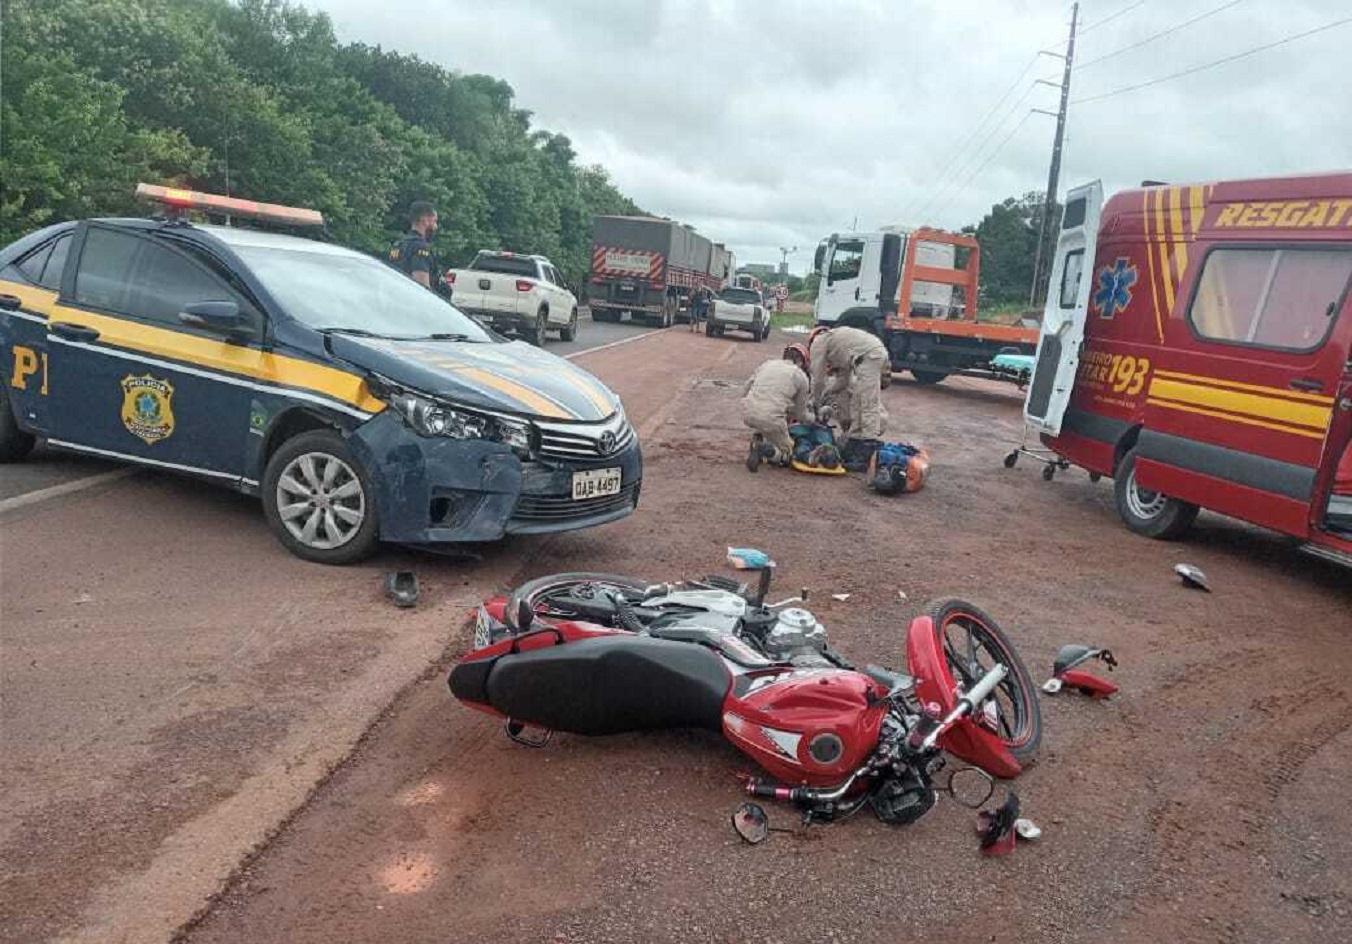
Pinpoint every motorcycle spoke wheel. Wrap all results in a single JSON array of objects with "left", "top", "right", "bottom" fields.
[
  {"left": 928, "top": 600, "right": 1042, "bottom": 763},
  {"left": 504, "top": 573, "right": 652, "bottom": 632}
]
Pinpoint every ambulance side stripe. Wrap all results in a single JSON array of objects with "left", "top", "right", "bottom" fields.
[
  {"left": 1143, "top": 190, "right": 1167, "bottom": 343},
  {"left": 1170, "top": 187, "right": 1189, "bottom": 282},
  {"left": 1149, "top": 377, "right": 1332, "bottom": 432},
  {"left": 1155, "top": 193, "right": 1176, "bottom": 313},
  {"left": 1146, "top": 396, "right": 1327, "bottom": 441},
  {"left": 1153, "top": 368, "right": 1334, "bottom": 405}
]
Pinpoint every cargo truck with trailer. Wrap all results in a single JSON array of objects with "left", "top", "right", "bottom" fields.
[{"left": 589, "top": 216, "right": 724, "bottom": 326}]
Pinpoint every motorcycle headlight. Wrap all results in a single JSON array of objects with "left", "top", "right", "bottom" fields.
[{"left": 387, "top": 391, "right": 536, "bottom": 458}]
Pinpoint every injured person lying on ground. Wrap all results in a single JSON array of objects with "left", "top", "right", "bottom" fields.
[{"left": 743, "top": 344, "right": 811, "bottom": 472}]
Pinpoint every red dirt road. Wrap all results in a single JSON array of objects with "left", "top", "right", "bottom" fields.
[{"left": 182, "top": 331, "right": 1351, "bottom": 944}]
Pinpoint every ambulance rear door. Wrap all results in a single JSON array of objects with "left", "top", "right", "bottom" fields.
[{"left": 1024, "top": 180, "right": 1104, "bottom": 435}]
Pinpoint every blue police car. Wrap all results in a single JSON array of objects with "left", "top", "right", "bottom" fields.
[{"left": 0, "top": 186, "right": 641, "bottom": 563}]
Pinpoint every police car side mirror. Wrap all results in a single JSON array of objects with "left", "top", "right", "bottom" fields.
[{"left": 180, "top": 300, "right": 250, "bottom": 338}]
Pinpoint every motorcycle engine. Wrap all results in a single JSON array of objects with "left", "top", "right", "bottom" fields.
[{"left": 761, "top": 608, "right": 832, "bottom": 667}]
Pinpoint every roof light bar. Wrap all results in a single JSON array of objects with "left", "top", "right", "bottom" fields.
[{"left": 135, "top": 183, "right": 324, "bottom": 227}]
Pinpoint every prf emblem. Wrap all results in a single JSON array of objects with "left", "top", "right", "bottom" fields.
[{"left": 120, "top": 374, "right": 176, "bottom": 445}]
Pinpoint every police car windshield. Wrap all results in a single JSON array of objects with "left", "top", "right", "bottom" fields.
[{"left": 235, "top": 244, "right": 493, "bottom": 342}]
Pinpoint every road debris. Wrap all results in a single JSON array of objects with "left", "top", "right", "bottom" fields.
[
  {"left": 1174, "top": 562, "right": 1211, "bottom": 591},
  {"left": 384, "top": 571, "right": 420, "bottom": 608}
]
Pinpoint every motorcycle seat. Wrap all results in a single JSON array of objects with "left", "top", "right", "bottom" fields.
[
  {"left": 863, "top": 664, "right": 914, "bottom": 694},
  {"left": 473, "top": 635, "right": 732, "bottom": 735}
]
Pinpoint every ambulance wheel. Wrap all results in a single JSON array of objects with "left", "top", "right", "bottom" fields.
[
  {"left": 560, "top": 308, "right": 579, "bottom": 342},
  {"left": 0, "top": 386, "right": 35, "bottom": 462},
  {"left": 1114, "top": 447, "right": 1199, "bottom": 540},
  {"left": 263, "top": 430, "right": 380, "bottom": 565}
]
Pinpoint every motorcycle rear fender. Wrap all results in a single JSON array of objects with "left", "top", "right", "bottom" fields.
[
  {"left": 905, "top": 615, "right": 1022, "bottom": 780},
  {"left": 451, "top": 619, "right": 626, "bottom": 715}
]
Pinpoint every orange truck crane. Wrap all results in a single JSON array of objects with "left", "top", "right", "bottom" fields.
[{"left": 812, "top": 227, "right": 1040, "bottom": 385}]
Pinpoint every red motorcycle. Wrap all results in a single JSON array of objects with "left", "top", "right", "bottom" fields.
[{"left": 449, "top": 567, "right": 1042, "bottom": 826}]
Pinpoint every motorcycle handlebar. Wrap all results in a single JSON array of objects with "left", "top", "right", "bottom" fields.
[{"left": 915, "top": 663, "right": 1009, "bottom": 752}]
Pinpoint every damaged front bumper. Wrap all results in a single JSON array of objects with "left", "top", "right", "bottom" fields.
[{"left": 347, "top": 411, "right": 643, "bottom": 545}]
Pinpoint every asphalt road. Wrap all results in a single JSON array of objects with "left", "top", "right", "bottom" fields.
[{"left": 0, "top": 310, "right": 652, "bottom": 503}]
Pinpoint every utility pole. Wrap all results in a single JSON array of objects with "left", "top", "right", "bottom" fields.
[{"left": 1029, "top": 1, "right": 1078, "bottom": 308}]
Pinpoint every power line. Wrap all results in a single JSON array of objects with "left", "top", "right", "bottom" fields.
[
  {"left": 1077, "top": 0, "right": 1144, "bottom": 35},
  {"left": 899, "top": 54, "right": 1040, "bottom": 221},
  {"left": 1072, "top": 15, "right": 1352, "bottom": 104},
  {"left": 929, "top": 113, "right": 1036, "bottom": 220},
  {"left": 914, "top": 82, "right": 1042, "bottom": 221},
  {"left": 1076, "top": 0, "right": 1242, "bottom": 70}
]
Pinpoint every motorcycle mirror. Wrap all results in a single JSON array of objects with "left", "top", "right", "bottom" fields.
[
  {"left": 514, "top": 598, "right": 536, "bottom": 633},
  {"left": 732, "top": 802, "right": 771, "bottom": 844},
  {"left": 945, "top": 767, "right": 995, "bottom": 809}
]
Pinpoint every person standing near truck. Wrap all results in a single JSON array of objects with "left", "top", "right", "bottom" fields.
[
  {"left": 388, "top": 201, "right": 441, "bottom": 291},
  {"left": 809, "top": 325, "right": 889, "bottom": 458}
]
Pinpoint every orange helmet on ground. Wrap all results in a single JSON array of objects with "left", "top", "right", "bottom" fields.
[{"left": 782, "top": 342, "right": 810, "bottom": 372}]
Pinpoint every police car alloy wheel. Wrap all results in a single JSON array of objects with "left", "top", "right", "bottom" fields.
[{"left": 262, "top": 429, "right": 380, "bottom": 564}]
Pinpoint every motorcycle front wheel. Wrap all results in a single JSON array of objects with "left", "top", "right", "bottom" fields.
[
  {"left": 926, "top": 598, "right": 1043, "bottom": 764},
  {"left": 504, "top": 572, "right": 652, "bottom": 632}
]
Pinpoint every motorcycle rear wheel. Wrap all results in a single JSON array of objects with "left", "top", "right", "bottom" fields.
[
  {"left": 925, "top": 598, "right": 1042, "bottom": 764},
  {"left": 504, "top": 572, "right": 651, "bottom": 632}
]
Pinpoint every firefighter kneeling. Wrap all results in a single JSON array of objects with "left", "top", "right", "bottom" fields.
[{"left": 743, "top": 344, "right": 811, "bottom": 472}]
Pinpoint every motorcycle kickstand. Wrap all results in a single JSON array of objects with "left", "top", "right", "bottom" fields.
[{"left": 504, "top": 719, "right": 552, "bottom": 748}]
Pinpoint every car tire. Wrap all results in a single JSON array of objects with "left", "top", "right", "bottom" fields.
[
  {"left": 752, "top": 322, "right": 765, "bottom": 342},
  {"left": 526, "top": 308, "right": 547, "bottom": 346},
  {"left": 262, "top": 429, "right": 380, "bottom": 565},
  {"left": 1114, "top": 447, "right": 1199, "bottom": 540},
  {"left": 560, "top": 308, "right": 579, "bottom": 342},
  {"left": 910, "top": 369, "right": 947, "bottom": 385},
  {"left": 0, "top": 384, "right": 36, "bottom": 463}
]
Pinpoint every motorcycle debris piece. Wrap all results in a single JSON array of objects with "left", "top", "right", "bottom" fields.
[
  {"left": 1051, "top": 644, "right": 1118, "bottom": 678},
  {"left": 1058, "top": 668, "right": 1118, "bottom": 699},
  {"left": 831, "top": 593, "right": 851, "bottom": 602},
  {"left": 384, "top": 570, "right": 419, "bottom": 608},
  {"left": 1175, "top": 563, "right": 1211, "bottom": 592},
  {"left": 977, "top": 792, "right": 1021, "bottom": 856},
  {"left": 1014, "top": 817, "right": 1042, "bottom": 840},
  {"left": 727, "top": 547, "right": 773, "bottom": 570},
  {"left": 732, "top": 802, "right": 771, "bottom": 844},
  {"left": 1041, "top": 677, "right": 1063, "bottom": 694}
]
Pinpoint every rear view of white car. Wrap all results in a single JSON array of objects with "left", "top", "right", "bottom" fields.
[
  {"left": 443, "top": 251, "right": 579, "bottom": 345},
  {"left": 706, "top": 286, "right": 770, "bottom": 341}
]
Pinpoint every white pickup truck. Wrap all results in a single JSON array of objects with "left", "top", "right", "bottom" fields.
[
  {"left": 442, "top": 251, "right": 579, "bottom": 345},
  {"left": 706, "top": 286, "right": 770, "bottom": 341}
]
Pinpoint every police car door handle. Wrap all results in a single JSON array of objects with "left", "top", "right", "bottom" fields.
[
  {"left": 1288, "top": 378, "right": 1323, "bottom": 393},
  {"left": 51, "top": 322, "right": 100, "bottom": 343},
  {"left": 0, "top": 294, "right": 21, "bottom": 312}
]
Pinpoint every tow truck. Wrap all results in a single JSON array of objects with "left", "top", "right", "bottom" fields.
[{"left": 811, "top": 227, "right": 1040, "bottom": 385}]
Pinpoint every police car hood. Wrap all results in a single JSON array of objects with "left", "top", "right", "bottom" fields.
[{"left": 329, "top": 335, "right": 621, "bottom": 422}]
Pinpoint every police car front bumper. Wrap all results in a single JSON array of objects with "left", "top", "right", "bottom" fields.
[{"left": 347, "top": 411, "right": 642, "bottom": 545}]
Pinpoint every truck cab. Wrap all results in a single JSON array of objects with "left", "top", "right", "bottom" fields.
[
  {"left": 811, "top": 227, "right": 1033, "bottom": 385},
  {"left": 1026, "top": 175, "right": 1352, "bottom": 568}
]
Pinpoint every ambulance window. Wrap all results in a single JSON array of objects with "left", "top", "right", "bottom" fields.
[
  {"left": 1062, "top": 198, "right": 1087, "bottom": 230},
  {"left": 1060, "top": 250, "right": 1085, "bottom": 309},
  {"left": 1190, "top": 247, "right": 1352, "bottom": 352},
  {"left": 827, "top": 240, "right": 864, "bottom": 284}
]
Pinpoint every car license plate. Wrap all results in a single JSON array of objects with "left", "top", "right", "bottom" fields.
[{"left": 572, "top": 468, "right": 621, "bottom": 501}]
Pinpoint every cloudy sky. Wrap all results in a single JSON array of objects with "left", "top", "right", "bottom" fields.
[{"left": 309, "top": 0, "right": 1351, "bottom": 272}]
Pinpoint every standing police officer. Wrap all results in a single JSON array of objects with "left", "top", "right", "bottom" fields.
[{"left": 388, "top": 201, "right": 441, "bottom": 291}]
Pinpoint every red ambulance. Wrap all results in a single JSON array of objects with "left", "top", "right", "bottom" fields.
[{"left": 1024, "top": 174, "right": 1352, "bottom": 568}]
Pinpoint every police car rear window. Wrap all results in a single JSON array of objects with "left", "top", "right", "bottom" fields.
[{"left": 469, "top": 256, "right": 537, "bottom": 277}]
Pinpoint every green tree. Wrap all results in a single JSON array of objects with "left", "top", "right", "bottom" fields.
[{"left": 967, "top": 192, "right": 1061, "bottom": 308}]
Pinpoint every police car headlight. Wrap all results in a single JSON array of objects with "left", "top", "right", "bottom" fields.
[{"left": 388, "top": 391, "right": 535, "bottom": 458}]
